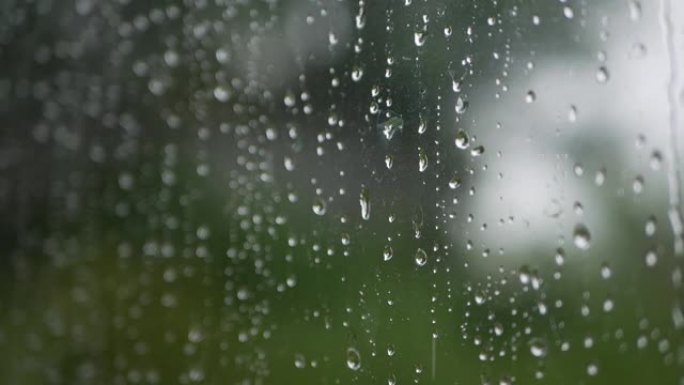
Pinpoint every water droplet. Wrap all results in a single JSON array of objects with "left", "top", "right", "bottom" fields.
[
  {"left": 385, "top": 154, "right": 394, "bottom": 169},
  {"left": 386, "top": 344, "right": 396, "bottom": 356},
  {"left": 596, "top": 66, "right": 610, "bottom": 83},
  {"left": 341, "top": 233, "right": 351, "bottom": 246},
  {"left": 600, "top": 263, "right": 612, "bottom": 279},
  {"left": 346, "top": 347, "right": 361, "bottom": 371},
  {"left": 529, "top": 338, "right": 548, "bottom": 358},
  {"left": 568, "top": 105, "right": 578, "bottom": 122},
  {"left": 294, "top": 354, "right": 306, "bottom": 369},
  {"left": 418, "top": 117, "right": 427, "bottom": 134},
  {"left": 312, "top": 197, "right": 327, "bottom": 216},
  {"left": 455, "top": 129, "right": 470, "bottom": 149},
  {"left": 455, "top": 96, "right": 468, "bottom": 114},
  {"left": 448, "top": 176, "right": 462, "bottom": 190},
  {"left": 563, "top": 6, "right": 574, "bottom": 19},
  {"left": 595, "top": 168, "right": 606, "bottom": 186},
  {"left": 633, "top": 175, "right": 644, "bottom": 194},
  {"left": 650, "top": 151, "right": 662, "bottom": 170},
  {"left": 415, "top": 248, "right": 428, "bottom": 267},
  {"left": 452, "top": 79, "right": 462, "bottom": 92},
  {"left": 351, "top": 66, "right": 364, "bottom": 82},
  {"left": 645, "top": 249, "right": 658, "bottom": 267},
  {"left": 383, "top": 245, "right": 393, "bottom": 261},
  {"left": 470, "top": 145, "right": 485, "bottom": 157},
  {"left": 525, "top": 90, "right": 536, "bottom": 103},
  {"left": 573, "top": 163, "right": 584, "bottom": 176},
  {"left": 414, "top": 31, "right": 426, "bottom": 47},
  {"left": 360, "top": 185, "right": 371, "bottom": 220},
  {"left": 629, "top": 1, "right": 642, "bottom": 21},
  {"left": 418, "top": 148, "right": 429, "bottom": 172},
  {"left": 645, "top": 216, "right": 657, "bottom": 236},
  {"left": 379, "top": 114, "right": 404, "bottom": 140},
  {"left": 573, "top": 224, "right": 592, "bottom": 250},
  {"left": 586, "top": 363, "right": 599, "bottom": 376}
]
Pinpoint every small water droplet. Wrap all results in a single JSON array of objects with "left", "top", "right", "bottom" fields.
[
  {"left": 383, "top": 245, "right": 393, "bottom": 261},
  {"left": 449, "top": 176, "right": 462, "bottom": 190},
  {"left": 633, "top": 175, "right": 644, "bottom": 194},
  {"left": 418, "top": 148, "right": 429, "bottom": 172},
  {"left": 645, "top": 249, "right": 658, "bottom": 267},
  {"left": 470, "top": 145, "right": 485, "bottom": 157},
  {"left": 573, "top": 224, "right": 592, "bottom": 250},
  {"left": 600, "top": 263, "right": 612, "bottom": 279},
  {"left": 414, "top": 31, "right": 426, "bottom": 47},
  {"left": 650, "top": 151, "right": 662, "bottom": 170},
  {"left": 385, "top": 154, "right": 394, "bottom": 169},
  {"left": 645, "top": 216, "right": 657, "bottom": 236},
  {"left": 596, "top": 66, "right": 610, "bottom": 83},
  {"left": 525, "top": 90, "right": 536, "bottom": 103},
  {"left": 379, "top": 114, "right": 404, "bottom": 141},
  {"left": 568, "top": 105, "right": 578, "bottom": 122},
  {"left": 312, "top": 197, "right": 327, "bottom": 216},
  {"left": 529, "top": 338, "right": 548, "bottom": 358},
  {"left": 455, "top": 130, "right": 470, "bottom": 149},
  {"left": 360, "top": 185, "right": 371, "bottom": 220},
  {"left": 351, "top": 66, "right": 364, "bottom": 82},
  {"left": 586, "top": 363, "right": 599, "bottom": 376},
  {"left": 346, "top": 347, "right": 361, "bottom": 371},
  {"left": 455, "top": 96, "right": 468, "bottom": 114},
  {"left": 415, "top": 248, "right": 428, "bottom": 267}
]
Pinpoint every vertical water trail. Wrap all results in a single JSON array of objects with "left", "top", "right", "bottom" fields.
[{"left": 660, "top": 0, "right": 684, "bottom": 257}]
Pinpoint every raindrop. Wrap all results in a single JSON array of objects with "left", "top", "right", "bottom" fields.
[
  {"left": 360, "top": 185, "right": 371, "bottom": 220},
  {"left": 573, "top": 224, "right": 592, "bottom": 250},
  {"left": 380, "top": 114, "right": 404, "bottom": 140},
  {"left": 455, "top": 129, "right": 470, "bottom": 149},
  {"left": 414, "top": 31, "right": 426, "bottom": 47},
  {"left": 601, "top": 263, "right": 612, "bottom": 279},
  {"left": 650, "top": 151, "right": 662, "bottom": 170},
  {"left": 346, "top": 347, "right": 361, "bottom": 371},
  {"left": 383, "top": 245, "right": 393, "bottom": 261},
  {"left": 385, "top": 154, "right": 394, "bottom": 169},
  {"left": 455, "top": 96, "right": 468, "bottom": 114},
  {"left": 529, "top": 338, "right": 548, "bottom": 358},
  {"left": 596, "top": 66, "right": 610, "bottom": 83},
  {"left": 568, "top": 105, "right": 578, "bottom": 122},
  {"left": 415, "top": 248, "right": 428, "bottom": 267},
  {"left": 645, "top": 250, "right": 657, "bottom": 267},
  {"left": 449, "top": 176, "right": 462, "bottom": 190},
  {"left": 633, "top": 176, "right": 644, "bottom": 194},
  {"left": 351, "top": 66, "right": 364, "bottom": 82},
  {"left": 418, "top": 148, "right": 429, "bottom": 172},
  {"left": 525, "top": 90, "right": 536, "bottom": 103},
  {"left": 586, "top": 363, "right": 599, "bottom": 376},
  {"left": 645, "top": 216, "right": 657, "bottom": 236},
  {"left": 312, "top": 197, "right": 327, "bottom": 216},
  {"left": 470, "top": 146, "right": 485, "bottom": 157},
  {"left": 563, "top": 6, "right": 574, "bottom": 19}
]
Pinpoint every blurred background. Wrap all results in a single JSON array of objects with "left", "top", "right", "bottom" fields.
[{"left": 1, "top": 0, "right": 684, "bottom": 384}]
